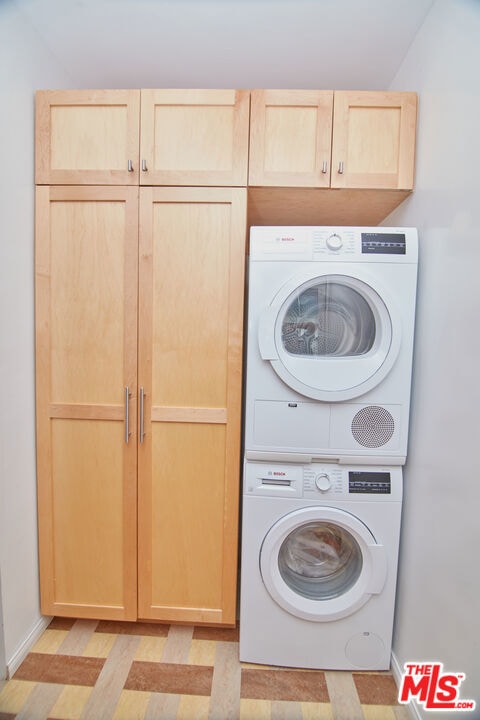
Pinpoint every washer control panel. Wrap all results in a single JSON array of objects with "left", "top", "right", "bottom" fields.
[
  {"left": 303, "top": 467, "right": 344, "bottom": 498},
  {"left": 245, "top": 461, "right": 401, "bottom": 502}
]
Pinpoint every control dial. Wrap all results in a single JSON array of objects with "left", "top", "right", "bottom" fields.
[
  {"left": 315, "top": 473, "right": 332, "bottom": 493},
  {"left": 326, "top": 233, "right": 343, "bottom": 251}
]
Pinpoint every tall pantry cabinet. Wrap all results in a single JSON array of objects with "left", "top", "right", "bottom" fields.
[{"left": 35, "top": 90, "right": 248, "bottom": 624}]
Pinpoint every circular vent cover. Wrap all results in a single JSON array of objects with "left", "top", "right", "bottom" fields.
[{"left": 351, "top": 406, "right": 395, "bottom": 448}]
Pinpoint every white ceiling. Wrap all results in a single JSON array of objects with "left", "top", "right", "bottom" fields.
[{"left": 14, "top": 0, "right": 435, "bottom": 89}]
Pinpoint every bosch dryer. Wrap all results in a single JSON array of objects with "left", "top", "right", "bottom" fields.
[{"left": 244, "top": 226, "right": 418, "bottom": 465}]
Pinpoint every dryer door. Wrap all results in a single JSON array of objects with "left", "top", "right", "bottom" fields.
[
  {"left": 260, "top": 506, "right": 387, "bottom": 621},
  {"left": 259, "top": 269, "right": 400, "bottom": 401}
]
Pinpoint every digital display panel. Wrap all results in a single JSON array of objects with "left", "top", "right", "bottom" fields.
[
  {"left": 361, "top": 232, "right": 406, "bottom": 255},
  {"left": 349, "top": 471, "right": 391, "bottom": 494}
]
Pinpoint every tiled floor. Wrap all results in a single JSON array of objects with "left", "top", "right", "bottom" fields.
[{"left": 0, "top": 617, "right": 409, "bottom": 719}]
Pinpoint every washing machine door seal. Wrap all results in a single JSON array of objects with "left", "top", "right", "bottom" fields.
[
  {"left": 259, "top": 269, "right": 401, "bottom": 401},
  {"left": 259, "top": 506, "right": 387, "bottom": 622}
]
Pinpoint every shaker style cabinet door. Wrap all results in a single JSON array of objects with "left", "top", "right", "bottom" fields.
[
  {"left": 248, "top": 90, "right": 334, "bottom": 187},
  {"left": 331, "top": 91, "right": 417, "bottom": 190},
  {"left": 35, "top": 90, "right": 141, "bottom": 185},
  {"left": 139, "top": 89, "right": 250, "bottom": 186},
  {"left": 35, "top": 185, "right": 139, "bottom": 620},
  {"left": 137, "top": 187, "right": 247, "bottom": 625}
]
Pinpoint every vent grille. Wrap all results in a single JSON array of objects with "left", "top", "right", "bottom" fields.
[{"left": 351, "top": 406, "right": 395, "bottom": 448}]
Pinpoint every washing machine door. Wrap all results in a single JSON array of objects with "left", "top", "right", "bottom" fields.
[
  {"left": 260, "top": 506, "right": 387, "bottom": 622},
  {"left": 259, "top": 269, "right": 400, "bottom": 401}
]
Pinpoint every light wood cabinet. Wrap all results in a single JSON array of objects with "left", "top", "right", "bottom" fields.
[
  {"left": 248, "top": 90, "right": 334, "bottom": 187},
  {"left": 35, "top": 90, "right": 141, "bottom": 185},
  {"left": 137, "top": 187, "right": 246, "bottom": 624},
  {"left": 139, "top": 89, "right": 249, "bottom": 186},
  {"left": 35, "top": 185, "right": 246, "bottom": 624},
  {"left": 248, "top": 89, "right": 417, "bottom": 190},
  {"left": 331, "top": 91, "right": 417, "bottom": 190},
  {"left": 35, "top": 185, "right": 139, "bottom": 619},
  {"left": 247, "top": 89, "right": 417, "bottom": 226},
  {"left": 36, "top": 89, "right": 249, "bottom": 187}
]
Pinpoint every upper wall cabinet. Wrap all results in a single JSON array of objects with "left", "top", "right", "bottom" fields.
[
  {"left": 331, "top": 91, "right": 417, "bottom": 190},
  {"left": 248, "top": 90, "right": 334, "bottom": 187},
  {"left": 36, "top": 89, "right": 250, "bottom": 186},
  {"left": 139, "top": 89, "right": 249, "bottom": 186},
  {"left": 249, "top": 89, "right": 417, "bottom": 191},
  {"left": 35, "top": 90, "right": 141, "bottom": 185}
]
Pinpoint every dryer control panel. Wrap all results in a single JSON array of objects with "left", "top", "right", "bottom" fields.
[
  {"left": 244, "top": 461, "right": 402, "bottom": 502},
  {"left": 249, "top": 225, "right": 418, "bottom": 264}
]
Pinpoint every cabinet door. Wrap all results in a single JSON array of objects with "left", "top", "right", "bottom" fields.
[
  {"left": 139, "top": 89, "right": 249, "bottom": 186},
  {"left": 249, "top": 90, "right": 334, "bottom": 187},
  {"left": 35, "top": 185, "right": 139, "bottom": 620},
  {"left": 35, "top": 90, "right": 140, "bottom": 185},
  {"left": 137, "top": 187, "right": 246, "bottom": 625},
  {"left": 331, "top": 91, "right": 417, "bottom": 189}
]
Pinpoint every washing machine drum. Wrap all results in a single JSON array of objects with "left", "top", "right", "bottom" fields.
[
  {"left": 259, "top": 272, "right": 401, "bottom": 401},
  {"left": 260, "top": 507, "right": 387, "bottom": 622}
]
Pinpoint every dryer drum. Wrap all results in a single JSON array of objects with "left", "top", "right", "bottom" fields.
[
  {"left": 278, "top": 521, "right": 363, "bottom": 601},
  {"left": 282, "top": 283, "right": 376, "bottom": 357}
]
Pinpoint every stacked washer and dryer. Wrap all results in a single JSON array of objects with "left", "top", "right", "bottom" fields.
[{"left": 240, "top": 226, "right": 418, "bottom": 670}]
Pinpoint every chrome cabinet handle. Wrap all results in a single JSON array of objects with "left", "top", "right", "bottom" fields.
[
  {"left": 141, "top": 159, "right": 148, "bottom": 172},
  {"left": 338, "top": 161, "right": 344, "bottom": 174},
  {"left": 139, "top": 387, "right": 145, "bottom": 444},
  {"left": 322, "top": 161, "right": 328, "bottom": 174},
  {"left": 125, "top": 386, "right": 130, "bottom": 444},
  {"left": 127, "top": 159, "right": 134, "bottom": 172}
]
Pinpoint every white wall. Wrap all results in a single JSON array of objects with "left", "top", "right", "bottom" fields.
[
  {"left": 0, "top": 2, "right": 74, "bottom": 674},
  {"left": 387, "top": 0, "right": 480, "bottom": 714}
]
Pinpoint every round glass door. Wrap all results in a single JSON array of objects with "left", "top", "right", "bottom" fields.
[
  {"left": 259, "top": 270, "right": 400, "bottom": 401},
  {"left": 260, "top": 506, "right": 387, "bottom": 621},
  {"left": 278, "top": 521, "right": 363, "bottom": 600},
  {"left": 282, "top": 283, "right": 376, "bottom": 358}
]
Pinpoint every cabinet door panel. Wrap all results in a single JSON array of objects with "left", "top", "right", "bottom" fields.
[
  {"left": 35, "top": 186, "right": 138, "bottom": 620},
  {"left": 249, "top": 90, "right": 334, "bottom": 187},
  {"left": 150, "top": 201, "right": 229, "bottom": 408},
  {"left": 150, "top": 423, "right": 226, "bottom": 617},
  {"left": 49, "top": 198, "right": 127, "bottom": 403},
  {"left": 331, "top": 91, "right": 417, "bottom": 189},
  {"left": 50, "top": 419, "right": 128, "bottom": 608},
  {"left": 35, "top": 90, "right": 140, "bottom": 185},
  {"left": 138, "top": 187, "right": 246, "bottom": 625},
  {"left": 140, "top": 90, "right": 249, "bottom": 186}
]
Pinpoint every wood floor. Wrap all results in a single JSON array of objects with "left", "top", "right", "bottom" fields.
[{"left": 0, "top": 617, "right": 409, "bottom": 719}]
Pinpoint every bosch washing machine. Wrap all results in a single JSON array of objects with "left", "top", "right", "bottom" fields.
[{"left": 239, "top": 461, "right": 402, "bottom": 670}]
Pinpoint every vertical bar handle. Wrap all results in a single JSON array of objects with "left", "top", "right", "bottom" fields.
[
  {"left": 322, "top": 161, "right": 328, "bottom": 174},
  {"left": 124, "top": 386, "right": 130, "bottom": 444},
  {"left": 139, "top": 387, "right": 145, "bottom": 444},
  {"left": 338, "top": 161, "right": 344, "bottom": 174},
  {"left": 141, "top": 159, "right": 148, "bottom": 172},
  {"left": 127, "top": 159, "right": 134, "bottom": 172}
]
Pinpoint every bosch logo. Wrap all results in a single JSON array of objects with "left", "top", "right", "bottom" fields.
[{"left": 273, "top": 471, "right": 286, "bottom": 476}]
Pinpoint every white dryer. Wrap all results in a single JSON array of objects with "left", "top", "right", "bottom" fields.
[
  {"left": 239, "top": 461, "right": 402, "bottom": 670},
  {"left": 244, "top": 226, "right": 418, "bottom": 464}
]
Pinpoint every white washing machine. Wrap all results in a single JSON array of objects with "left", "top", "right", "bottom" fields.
[
  {"left": 244, "top": 226, "right": 418, "bottom": 465},
  {"left": 239, "top": 460, "right": 402, "bottom": 670}
]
